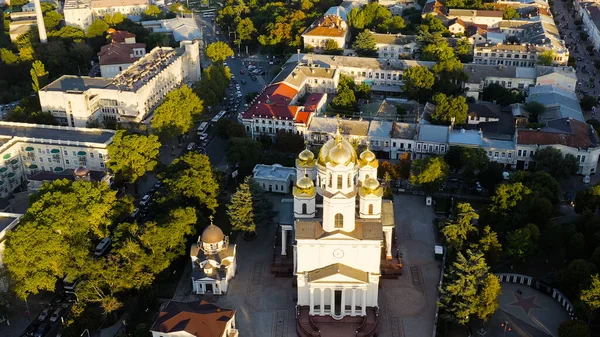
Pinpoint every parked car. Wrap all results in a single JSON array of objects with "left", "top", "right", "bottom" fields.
[
  {"left": 251, "top": 75, "right": 257, "bottom": 81},
  {"left": 94, "top": 237, "right": 112, "bottom": 256},
  {"left": 139, "top": 194, "right": 151, "bottom": 206},
  {"left": 34, "top": 323, "right": 48, "bottom": 337},
  {"left": 38, "top": 309, "right": 50, "bottom": 322},
  {"left": 154, "top": 180, "right": 162, "bottom": 189},
  {"left": 475, "top": 181, "right": 482, "bottom": 193},
  {"left": 130, "top": 208, "right": 140, "bottom": 219},
  {"left": 241, "top": 79, "right": 246, "bottom": 84},
  {"left": 199, "top": 133, "right": 208, "bottom": 142},
  {"left": 49, "top": 308, "right": 62, "bottom": 323},
  {"left": 187, "top": 142, "right": 196, "bottom": 151}
]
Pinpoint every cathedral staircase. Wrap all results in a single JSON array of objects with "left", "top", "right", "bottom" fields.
[
  {"left": 296, "top": 307, "right": 321, "bottom": 337},
  {"left": 296, "top": 306, "right": 379, "bottom": 337},
  {"left": 356, "top": 308, "right": 378, "bottom": 337}
]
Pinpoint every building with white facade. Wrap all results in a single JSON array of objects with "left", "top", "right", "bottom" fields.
[
  {"left": 0, "top": 122, "right": 114, "bottom": 199},
  {"left": 527, "top": 85, "right": 585, "bottom": 122},
  {"left": 292, "top": 130, "right": 395, "bottom": 337},
  {"left": 64, "top": 0, "right": 150, "bottom": 30},
  {"left": 302, "top": 6, "right": 350, "bottom": 50},
  {"left": 446, "top": 9, "right": 504, "bottom": 28},
  {"left": 415, "top": 124, "right": 449, "bottom": 158},
  {"left": 150, "top": 300, "right": 238, "bottom": 337},
  {"left": 252, "top": 164, "right": 296, "bottom": 193},
  {"left": 141, "top": 17, "right": 202, "bottom": 42},
  {"left": 39, "top": 40, "right": 201, "bottom": 127},
  {"left": 190, "top": 222, "right": 236, "bottom": 295},
  {"left": 578, "top": 2, "right": 600, "bottom": 52},
  {"left": 372, "top": 33, "right": 418, "bottom": 59},
  {"left": 98, "top": 30, "right": 146, "bottom": 78}
]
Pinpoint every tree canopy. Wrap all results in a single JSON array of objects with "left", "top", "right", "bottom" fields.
[
  {"left": 537, "top": 50, "right": 555, "bottom": 66},
  {"left": 228, "top": 176, "right": 256, "bottom": 233},
  {"left": 152, "top": 85, "right": 204, "bottom": 138},
  {"left": 86, "top": 19, "right": 110, "bottom": 38},
  {"left": 107, "top": 130, "right": 161, "bottom": 183},
  {"left": 402, "top": 66, "right": 435, "bottom": 101},
  {"left": 441, "top": 203, "right": 479, "bottom": 251},
  {"left": 162, "top": 152, "right": 220, "bottom": 212},
  {"left": 142, "top": 5, "right": 164, "bottom": 20},
  {"left": 352, "top": 30, "right": 377, "bottom": 57},
  {"left": 431, "top": 93, "right": 468, "bottom": 125},
  {"left": 205, "top": 41, "right": 234, "bottom": 63},
  {"left": 533, "top": 147, "right": 578, "bottom": 178},
  {"left": 410, "top": 156, "right": 448, "bottom": 193}
]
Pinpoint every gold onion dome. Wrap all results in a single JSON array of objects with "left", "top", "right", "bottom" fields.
[
  {"left": 296, "top": 176, "right": 314, "bottom": 189},
  {"left": 363, "top": 177, "right": 380, "bottom": 191},
  {"left": 201, "top": 223, "right": 225, "bottom": 244},
  {"left": 360, "top": 149, "right": 376, "bottom": 163},
  {"left": 328, "top": 143, "right": 353, "bottom": 166},
  {"left": 298, "top": 149, "right": 315, "bottom": 163}
]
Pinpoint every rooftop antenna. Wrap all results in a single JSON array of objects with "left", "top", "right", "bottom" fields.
[{"left": 297, "top": 49, "right": 301, "bottom": 65}]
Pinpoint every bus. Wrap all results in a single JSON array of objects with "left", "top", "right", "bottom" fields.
[
  {"left": 196, "top": 122, "right": 209, "bottom": 136},
  {"left": 211, "top": 110, "right": 226, "bottom": 124}
]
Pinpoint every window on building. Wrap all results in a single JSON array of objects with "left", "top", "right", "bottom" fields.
[
  {"left": 494, "top": 152, "right": 499, "bottom": 157},
  {"left": 508, "top": 153, "right": 512, "bottom": 159},
  {"left": 334, "top": 214, "right": 343, "bottom": 228},
  {"left": 368, "top": 204, "right": 373, "bottom": 215},
  {"left": 337, "top": 175, "right": 342, "bottom": 189},
  {"left": 328, "top": 173, "right": 332, "bottom": 188},
  {"left": 408, "top": 144, "right": 412, "bottom": 149},
  {"left": 302, "top": 203, "right": 307, "bottom": 214},
  {"left": 347, "top": 173, "right": 351, "bottom": 188},
  {"left": 66, "top": 160, "right": 70, "bottom": 165},
  {"left": 582, "top": 156, "right": 586, "bottom": 163}
]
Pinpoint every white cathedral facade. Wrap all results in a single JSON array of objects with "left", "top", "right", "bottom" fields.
[{"left": 292, "top": 131, "right": 395, "bottom": 337}]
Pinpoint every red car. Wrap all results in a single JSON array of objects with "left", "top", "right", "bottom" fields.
[{"left": 240, "top": 69, "right": 244, "bottom": 74}]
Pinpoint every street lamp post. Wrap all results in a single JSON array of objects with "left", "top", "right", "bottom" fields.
[{"left": 81, "top": 329, "right": 90, "bottom": 337}]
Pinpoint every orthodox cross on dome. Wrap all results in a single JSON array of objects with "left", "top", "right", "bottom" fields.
[
  {"left": 304, "top": 140, "right": 309, "bottom": 149},
  {"left": 209, "top": 215, "right": 214, "bottom": 225},
  {"left": 366, "top": 140, "right": 371, "bottom": 150}
]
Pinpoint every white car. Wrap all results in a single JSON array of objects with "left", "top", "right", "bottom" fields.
[
  {"left": 187, "top": 142, "right": 196, "bottom": 151},
  {"left": 475, "top": 182, "right": 483, "bottom": 192},
  {"left": 49, "top": 308, "right": 62, "bottom": 323},
  {"left": 199, "top": 133, "right": 208, "bottom": 141},
  {"left": 139, "top": 194, "right": 151, "bottom": 206}
]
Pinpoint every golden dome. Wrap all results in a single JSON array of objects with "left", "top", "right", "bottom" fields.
[
  {"left": 317, "top": 136, "right": 357, "bottom": 166},
  {"left": 328, "top": 143, "right": 353, "bottom": 166},
  {"left": 201, "top": 224, "right": 225, "bottom": 244},
  {"left": 298, "top": 149, "right": 314, "bottom": 162},
  {"left": 296, "top": 176, "right": 314, "bottom": 189},
  {"left": 363, "top": 177, "right": 380, "bottom": 191},
  {"left": 360, "top": 149, "right": 376, "bottom": 163}
]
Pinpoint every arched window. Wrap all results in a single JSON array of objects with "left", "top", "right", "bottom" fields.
[
  {"left": 366, "top": 174, "right": 370, "bottom": 180},
  {"left": 368, "top": 204, "right": 374, "bottom": 215},
  {"left": 347, "top": 173, "right": 351, "bottom": 187},
  {"left": 302, "top": 203, "right": 307, "bottom": 214},
  {"left": 337, "top": 175, "right": 343, "bottom": 189},
  {"left": 334, "top": 213, "right": 343, "bottom": 228},
  {"left": 317, "top": 176, "right": 320, "bottom": 186},
  {"left": 328, "top": 173, "right": 332, "bottom": 188}
]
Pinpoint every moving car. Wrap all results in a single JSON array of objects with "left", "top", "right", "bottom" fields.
[
  {"left": 139, "top": 194, "right": 151, "bottom": 206},
  {"left": 199, "top": 133, "right": 208, "bottom": 142},
  {"left": 49, "top": 308, "right": 62, "bottom": 323},
  {"left": 241, "top": 79, "right": 246, "bottom": 84},
  {"left": 34, "top": 323, "right": 48, "bottom": 337},
  {"left": 38, "top": 309, "right": 50, "bottom": 321},
  {"left": 187, "top": 142, "right": 196, "bottom": 151}
]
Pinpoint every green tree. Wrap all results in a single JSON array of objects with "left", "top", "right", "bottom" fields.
[
  {"left": 3, "top": 180, "right": 123, "bottom": 299},
  {"left": 152, "top": 85, "right": 203, "bottom": 138},
  {"left": 537, "top": 50, "right": 555, "bottom": 66},
  {"left": 410, "top": 156, "right": 448, "bottom": 193},
  {"left": 86, "top": 19, "right": 110, "bottom": 38},
  {"left": 103, "top": 13, "right": 126, "bottom": 26},
  {"left": 454, "top": 38, "right": 472, "bottom": 58},
  {"left": 506, "top": 224, "right": 539, "bottom": 260},
  {"left": 331, "top": 87, "right": 357, "bottom": 110},
  {"left": 477, "top": 162, "right": 504, "bottom": 192},
  {"left": 581, "top": 95, "right": 597, "bottom": 111},
  {"left": 490, "top": 182, "right": 531, "bottom": 214},
  {"left": 534, "top": 147, "right": 578, "bottom": 178},
  {"left": 163, "top": 153, "right": 220, "bottom": 212},
  {"left": 524, "top": 101, "right": 546, "bottom": 122},
  {"left": 431, "top": 93, "right": 468, "bottom": 125},
  {"left": 558, "top": 320, "right": 590, "bottom": 337},
  {"left": 44, "top": 11, "right": 63, "bottom": 31},
  {"left": 441, "top": 203, "right": 478, "bottom": 251},
  {"left": 228, "top": 176, "right": 256, "bottom": 234},
  {"left": 169, "top": 3, "right": 191, "bottom": 13},
  {"left": 482, "top": 83, "right": 524, "bottom": 106},
  {"left": 352, "top": 30, "right": 377, "bottom": 57},
  {"left": 377, "top": 16, "right": 405, "bottom": 34},
  {"left": 461, "top": 148, "right": 489, "bottom": 177},
  {"left": 402, "top": 65, "right": 435, "bottom": 101},
  {"left": 237, "top": 18, "right": 256, "bottom": 42},
  {"left": 274, "top": 130, "right": 304, "bottom": 153},
  {"left": 474, "top": 225, "right": 502, "bottom": 258},
  {"left": 205, "top": 41, "right": 234, "bottom": 63},
  {"left": 558, "top": 259, "right": 597, "bottom": 298},
  {"left": 226, "top": 137, "right": 263, "bottom": 176},
  {"left": 439, "top": 250, "right": 501, "bottom": 324},
  {"left": 107, "top": 130, "right": 161, "bottom": 184},
  {"left": 419, "top": 14, "right": 448, "bottom": 34},
  {"left": 503, "top": 7, "right": 520, "bottom": 19},
  {"left": 324, "top": 39, "right": 343, "bottom": 55},
  {"left": 30, "top": 60, "right": 49, "bottom": 92},
  {"left": 214, "top": 118, "right": 247, "bottom": 139},
  {"left": 581, "top": 274, "right": 600, "bottom": 323},
  {"left": 142, "top": 5, "right": 164, "bottom": 20}
]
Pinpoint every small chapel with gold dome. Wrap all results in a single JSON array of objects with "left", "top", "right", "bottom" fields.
[{"left": 291, "top": 128, "right": 396, "bottom": 337}]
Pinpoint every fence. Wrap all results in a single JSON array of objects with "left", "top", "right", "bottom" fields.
[{"left": 495, "top": 273, "right": 576, "bottom": 319}]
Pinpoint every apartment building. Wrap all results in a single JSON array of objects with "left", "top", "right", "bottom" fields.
[
  {"left": 446, "top": 9, "right": 504, "bottom": 28},
  {"left": 578, "top": 2, "right": 600, "bottom": 52},
  {"left": 39, "top": 40, "right": 201, "bottom": 127},
  {"left": 64, "top": 0, "right": 150, "bottom": 30},
  {"left": 372, "top": 34, "right": 418, "bottom": 59},
  {"left": 0, "top": 122, "right": 114, "bottom": 198}
]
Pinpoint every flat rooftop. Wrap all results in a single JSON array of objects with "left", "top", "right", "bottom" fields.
[
  {"left": 42, "top": 75, "right": 113, "bottom": 92},
  {"left": 113, "top": 47, "right": 181, "bottom": 91},
  {"left": 0, "top": 122, "right": 115, "bottom": 144}
]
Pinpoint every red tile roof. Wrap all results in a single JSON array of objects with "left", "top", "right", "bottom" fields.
[
  {"left": 109, "top": 30, "right": 136, "bottom": 43},
  {"left": 517, "top": 119, "right": 593, "bottom": 148},
  {"left": 303, "top": 93, "right": 325, "bottom": 112},
  {"left": 151, "top": 300, "right": 235, "bottom": 337},
  {"left": 295, "top": 111, "right": 312, "bottom": 124},
  {"left": 98, "top": 42, "right": 146, "bottom": 65},
  {"left": 242, "top": 83, "right": 317, "bottom": 125},
  {"left": 303, "top": 15, "right": 347, "bottom": 37}
]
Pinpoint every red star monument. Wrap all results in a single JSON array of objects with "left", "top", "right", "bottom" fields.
[{"left": 508, "top": 293, "right": 544, "bottom": 315}]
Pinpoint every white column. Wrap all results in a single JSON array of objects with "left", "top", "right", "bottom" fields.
[
  {"left": 340, "top": 288, "right": 346, "bottom": 316},
  {"left": 320, "top": 289, "right": 325, "bottom": 315},
  {"left": 293, "top": 246, "right": 297, "bottom": 274},
  {"left": 309, "top": 288, "right": 315, "bottom": 315},
  {"left": 281, "top": 228, "right": 287, "bottom": 255},
  {"left": 331, "top": 288, "right": 335, "bottom": 315},
  {"left": 361, "top": 289, "right": 367, "bottom": 316},
  {"left": 385, "top": 229, "right": 393, "bottom": 259},
  {"left": 351, "top": 288, "right": 356, "bottom": 316}
]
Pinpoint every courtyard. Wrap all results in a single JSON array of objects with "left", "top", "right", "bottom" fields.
[{"left": 172, "top": 194, "right": 441, "bottom": 337}]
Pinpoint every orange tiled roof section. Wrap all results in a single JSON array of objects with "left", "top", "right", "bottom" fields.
[
  {"left": 242, "top": 83, "right": 318, "bottom": 125},
  {"left": 517, "top": 119, "right": 593, "bottom": 148},
  {"left": 110, "top": 30, "right": 136, "bottom": 43},
  {"left": 303, "top": 15, "right": 347, "bottom": 37},
  {"left": 151, "top": 300, "right": 235, "bottom": 337},
  {"left": 98, "top": 42, "right": 146, "bottom": 65}
]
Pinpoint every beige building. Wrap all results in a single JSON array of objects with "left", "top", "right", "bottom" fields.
[
  {"left": 446, "top": 9, "right": 504, "bottom": 28},
  {"left": 0, "top": 122, "right": 114, "bottom": 198},
  {"left": 98, "top": 30, "right": 146, "bottom": 78},
  {"left": 63, "top": 0, "right": 93, "bottom": 30},
  {"left": 64, "top": 0, "right": 150, "bottom": 30},
  {"left": 39, "top": 40, "right": 201, "bottom": 127}
]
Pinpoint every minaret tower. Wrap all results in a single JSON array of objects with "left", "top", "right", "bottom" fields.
[{"left": 33, "top": 0, "right": 48, "bottom": 44}]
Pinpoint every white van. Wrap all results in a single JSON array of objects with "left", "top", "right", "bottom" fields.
[
  {"left": 196, "top": 122, "right": 208, "bottom": 136},
  {"left": 94, "top": 238, "right": 112, "bottom": 256}
]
